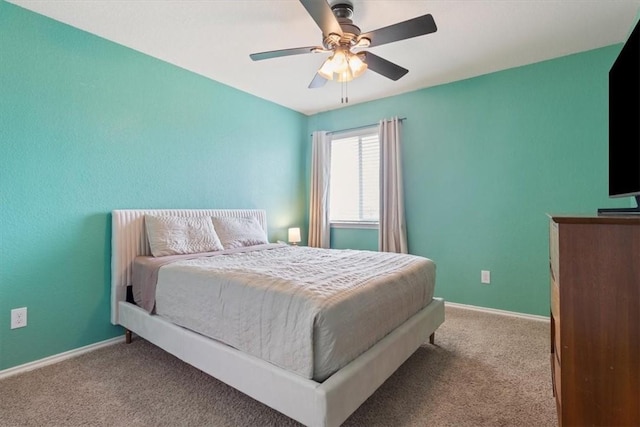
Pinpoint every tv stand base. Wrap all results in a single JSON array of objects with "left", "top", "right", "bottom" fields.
[{"left": 598, "top": 196, "right": 640, "bottom": 215}]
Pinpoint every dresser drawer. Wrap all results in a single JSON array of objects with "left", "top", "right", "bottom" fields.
[
  {"left": 553, "top": 352, "right": 562, "bottom": 405},
  {"left": 553, "top": 315, "right": 561, "bottom": 361},
  {"left": 549, "top": 221, "right": 560, "bottom": 283},
  {"left": 551, "top": 275, "right": 561, "bottom": 361},
  {"left": 550, "top": 275, "right": 560, "bottom": 319}
]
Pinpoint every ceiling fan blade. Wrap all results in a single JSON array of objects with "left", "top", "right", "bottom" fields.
[
  {"left": 308, "top": 72, "right": 328, "bottom": 89},
  {"left": 250, "top": 46, "right": 322, "bottom": 61},
  {"left": 299, "top": 0, "right": 343, "bottom": 37},
  {"left": 362, "top": 52, "right": 408, "bottom": 81},
  {"left": 359, "top": 14, "right": 437, "bottom": 48}
]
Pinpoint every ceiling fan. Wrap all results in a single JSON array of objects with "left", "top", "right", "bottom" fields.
[{"left": 249, "top": 0, "right": 437, "bottom": 90}]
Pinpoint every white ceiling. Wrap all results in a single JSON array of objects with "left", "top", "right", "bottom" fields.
[{"left": 8, "top": 0, "right": 640, "bottom": 115}]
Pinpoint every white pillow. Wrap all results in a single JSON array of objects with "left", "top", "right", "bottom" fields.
[
  {"left": 145, "top": 215, "right": 223, "bottom": 257},
  {"left": 211, "top": 216, "right": 268, "bottom": 249}
]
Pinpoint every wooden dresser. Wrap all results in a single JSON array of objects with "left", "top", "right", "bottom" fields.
[{"left": 549, "top": 215, "right": 640, "bottom": 426}]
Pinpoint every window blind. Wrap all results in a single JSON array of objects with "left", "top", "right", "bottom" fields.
[{"left": 329, "top": 129, "right": 379, "bottom": 223}]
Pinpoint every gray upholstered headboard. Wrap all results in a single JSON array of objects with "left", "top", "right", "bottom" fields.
[{"left": 110, "top": 209, "right": 267, "bottom": 324}]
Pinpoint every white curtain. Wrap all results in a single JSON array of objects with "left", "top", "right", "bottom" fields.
[
  {"left": 308, "top": 131, "right": 331, "bottom": 248},
  {"left": 379, "top": 117, "right": 408, "bottom": 253}
]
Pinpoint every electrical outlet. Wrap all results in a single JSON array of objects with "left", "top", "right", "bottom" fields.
[
  {"left": 481, "top": 270, "right": 491, "bottom": 284},
  {"left": 11, "top": 307, "right": 27, "bottom": 329}
]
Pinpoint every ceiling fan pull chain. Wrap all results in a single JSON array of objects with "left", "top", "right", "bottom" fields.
[
  {"left": 345, "top": 80, "right": 349, "bottom": 103},
  {"left": 340, "top": 80, "right": 349, "bottom": 104}
]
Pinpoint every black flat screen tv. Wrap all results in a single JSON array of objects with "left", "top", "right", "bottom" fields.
[{"left": 599, "top": 17, "right": 640, "bottom": 215}]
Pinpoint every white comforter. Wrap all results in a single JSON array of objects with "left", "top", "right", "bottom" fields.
[{"left": 154, "top": 245, "right": 436, "bottom": 381}]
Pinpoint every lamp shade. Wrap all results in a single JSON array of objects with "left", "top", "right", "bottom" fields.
[{"left": 288, "top": 227, "right": 301, "bottom": 244}]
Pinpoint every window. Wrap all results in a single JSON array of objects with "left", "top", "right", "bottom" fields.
[{"left": 329, "top": 127, "right": 379, "bottom": 226}]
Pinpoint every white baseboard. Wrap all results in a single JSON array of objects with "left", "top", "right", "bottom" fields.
[
  {"left": 445, "top": 301, "right": 550, "bottom": 322},
  {"left": 0, "top": 336, "right": 123, "bottom": 381}
]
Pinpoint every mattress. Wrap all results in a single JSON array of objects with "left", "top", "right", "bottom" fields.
[{"left": 146, "top": 245, "right": 436, "bottom": 381}]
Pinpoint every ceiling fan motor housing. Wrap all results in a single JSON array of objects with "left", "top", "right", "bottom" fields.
[
  {"left": 331, "top": 2, "right": 353, "bottom": 19},
  {"left": 326, "top": 2, "right": 361, "bottom": 48}
]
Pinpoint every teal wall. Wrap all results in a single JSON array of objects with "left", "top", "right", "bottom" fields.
[
  {"left": 308, "top": 45, "right": 629, "bottom": 317},
  {"left": 0, "top": 2, "right": 307, "bottom": 370},
  {"left": 330, "top": 228, "right": 377, "bottom": 251}
]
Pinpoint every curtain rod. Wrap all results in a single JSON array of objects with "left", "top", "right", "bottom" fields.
[{"left": 311, "top": 117, "right": 407, "bottom": 136}]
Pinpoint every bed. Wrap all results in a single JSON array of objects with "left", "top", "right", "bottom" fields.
[{"left": 111, "top": 209, "right": 444, "bottom": 427}]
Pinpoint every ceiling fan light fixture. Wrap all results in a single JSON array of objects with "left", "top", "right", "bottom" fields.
[
  {"left": 332, "top": 49, "right": 348, "bottom": 67},
  {"left": 318, "top": 48, "right": 367, "bottom": 82},
  {"left": 318, "top": 57, "right": 336, "bottom": 80},
  {"left": 348, "top": 53, "right": 367, "bottom": 78},
  {"left": 336, "top": 68, "right": 353, "bottom": 83},
  {"left": 335, "top": 51, "right": 367, "bottom": 82},
  {"left": 318, "top": 48, "right": 347, "bottom": 80}
]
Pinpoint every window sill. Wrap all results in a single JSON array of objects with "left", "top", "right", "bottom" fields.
[{"left": 330, "top": 221, "right": 379, "bottom": 230}]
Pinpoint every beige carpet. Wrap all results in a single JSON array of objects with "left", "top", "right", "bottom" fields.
[{"left": 0, "top": 306, "right": 557, "bottom": 426}]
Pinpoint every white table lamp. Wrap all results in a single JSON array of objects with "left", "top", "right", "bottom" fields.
[{"left": 288, "top": 227, "right": 301, "bottom": 245}]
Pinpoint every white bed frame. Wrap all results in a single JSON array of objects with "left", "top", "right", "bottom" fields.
[{"left": 111, "top": 209, "right": 445, "bottom": 427}]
